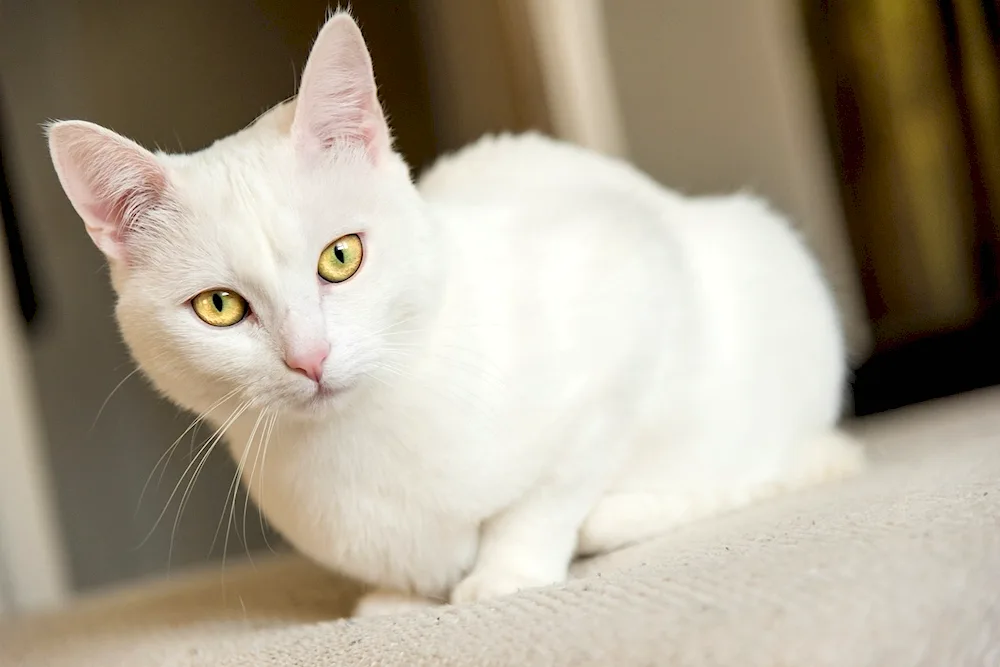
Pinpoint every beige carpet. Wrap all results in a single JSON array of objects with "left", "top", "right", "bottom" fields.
[{"left": 3, "top": 389, "right": 1000, "bottom": 666}]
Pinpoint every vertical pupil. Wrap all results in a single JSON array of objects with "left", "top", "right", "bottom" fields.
[
  {"left": 334, "top": 244, "right": 346, "bottom": 263},
  {"left": 212, "top": 293, "right": 224, "bottom": 312}
]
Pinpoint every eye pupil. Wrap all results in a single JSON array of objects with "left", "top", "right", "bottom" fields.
[
  {"left": 192, "top": 289, "right": 246, "bottom": 327},
  {"left": 318, "top": 234, "right": 363, "bottom": 283}
]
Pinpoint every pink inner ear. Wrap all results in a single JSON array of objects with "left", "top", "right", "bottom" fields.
[
  {"left": 49, "top": 121, "right": 173, "bottom": 262},
  {"left": 87, "top": 175, "right": 167, "bottom": 239},
  {"left": 318, "top": 116, "right": 378, "bottom": 152},
  {"left": 292, "top": 14, "right": 389, "bottom": 160}
]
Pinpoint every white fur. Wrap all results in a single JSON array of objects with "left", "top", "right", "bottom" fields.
[{"left": 48, "top": 12, "right": 864, "bottom": 614}]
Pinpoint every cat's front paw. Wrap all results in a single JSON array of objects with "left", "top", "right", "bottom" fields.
[
  {"left": 450, "top": 568, "right": 556, "bottom": 605},
  {"left": 353, "top": 589, "right": 437, "bottom": 617}
]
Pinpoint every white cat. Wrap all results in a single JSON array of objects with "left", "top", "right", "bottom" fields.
[{"left": 47, "top": 12, "right": 864, "bottom": 615}]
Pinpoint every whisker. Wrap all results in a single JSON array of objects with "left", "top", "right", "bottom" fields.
[
  {"left": 207, "top": 405, "right": 260, "bottom": 557},
  {"left": 219, "top": 407, "right": 265, "bottom": 581},
  {"left": 89, "top": 367, "right": 144, "bottom": 433},
  {"left": 167, "top": 399, "right": 252, "bottom": 568},
  {"left": 135, "top": 388, "right": 241, "bottom": 517},
  {"left": 257, "top": 411, "right": 280, "bottom": 555},
  {"left": 89, "top": 350, "right": 173, "bottom": 433},
  {"left": 136, "top": 404, "right": 237, "bottom": 551},
  {"left": 242, "top": 408, "right": 272, "bottom": 566},
  {"left": 353, "top": 315, "right": 422, "bottom": 342}
]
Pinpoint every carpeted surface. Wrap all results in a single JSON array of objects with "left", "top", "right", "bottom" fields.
[{"left": 3, "top": 389, "right": 1000, "bottom": 666}]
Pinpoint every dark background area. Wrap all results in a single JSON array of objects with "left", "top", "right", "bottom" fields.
[
  {"left": 1, "top": 106, "right": 40, "bottom": 327},
  {"left": 803, "top": 0, "right": 1000, "bottom": 415}
]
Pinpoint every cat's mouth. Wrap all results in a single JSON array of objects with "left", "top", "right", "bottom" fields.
[
  {"left": 297, "top": 382, "right": 348, "bottom": 411},
  {"left": 276, "top": 377, "right": 357, "bottom": 416},
  {"left": 315, "top": 385, "right": 340, "bottom": 400}
]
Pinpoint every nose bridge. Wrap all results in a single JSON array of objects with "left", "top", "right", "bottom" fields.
[
  {"left": 280, "top": 293, "right": 327, "bottom": 353},
  {"left": 279, "top": 290, "right": 330, "bottom": 382}
]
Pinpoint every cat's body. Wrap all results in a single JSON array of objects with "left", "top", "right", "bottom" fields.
[
  {"left": 224, "top": 130, "right": 860, "bottom": 604},
  {"left": 48, "top": 13, "right": 863, "bottom": 613}
]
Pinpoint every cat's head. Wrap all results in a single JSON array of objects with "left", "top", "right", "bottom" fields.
[{"left": 47, "top": 13, "right": 438, "bottom": 419}]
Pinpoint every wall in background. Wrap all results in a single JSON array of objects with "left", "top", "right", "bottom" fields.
[{"left": 415, "top": 0, "right": 552, "bottom": 153}]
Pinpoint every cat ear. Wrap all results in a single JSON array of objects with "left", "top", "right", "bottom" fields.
[
  {"left": 47, "top": 120, "right": 172, "bottom": 263},
  {"left": 292, "top": 12, "right": 389, "bottom": 161}
]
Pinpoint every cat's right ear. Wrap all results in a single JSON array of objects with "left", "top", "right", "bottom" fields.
[
  {"left": 47, "top": 120, "right": 172, "bottom": 263},
  {"left": 292, "top": 12, "right": 390, "bottom": 162}
]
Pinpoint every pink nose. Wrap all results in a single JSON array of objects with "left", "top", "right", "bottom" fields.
[{"left": 284, "top": 343, "right": 330, "bottom": 383}]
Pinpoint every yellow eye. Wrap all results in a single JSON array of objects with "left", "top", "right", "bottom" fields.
[
  {"left": 191, "top": 290, "right": 248, "bottom": 327},
  {"left": 318, "top": 233, "right": 363, "bottom": 283}
]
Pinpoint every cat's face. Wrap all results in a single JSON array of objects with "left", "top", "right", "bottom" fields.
[
  {"left": 47, "top": 13, "right": 436, "bottom": 418},
  {"left": 112, "top": 123, "right": 435, "bottom": 419}
]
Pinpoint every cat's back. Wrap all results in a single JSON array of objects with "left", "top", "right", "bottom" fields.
[
  {"left": 419, "top": 133, "right": 843, "bottom": 425},
  {"left": 418, "top": 133, "right": 678, "bottom": 210}
]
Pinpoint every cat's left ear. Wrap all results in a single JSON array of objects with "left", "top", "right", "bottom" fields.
[
  {"left": 47, "top": 120, "right": 174, "bottom": 264},
  {"left": 292, "top": 13, "right": 390, "bottom": 162}
]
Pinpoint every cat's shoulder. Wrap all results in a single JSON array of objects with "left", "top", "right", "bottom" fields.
[
  {"left": 416, "top": 132, "right": 591, "bottom": 195},
  {"left": 427, "top": 131, "right": 569, "bottom": 168}
]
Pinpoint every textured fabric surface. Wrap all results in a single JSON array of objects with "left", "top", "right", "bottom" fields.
[{"left": 3, "top": 389, "right": 1000, "bottom": 666}]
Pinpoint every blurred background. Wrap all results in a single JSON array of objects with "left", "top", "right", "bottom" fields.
[{"left": 1, "top": 0, "right": 998, "bottom": 614}]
